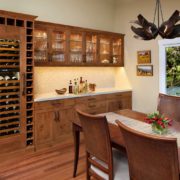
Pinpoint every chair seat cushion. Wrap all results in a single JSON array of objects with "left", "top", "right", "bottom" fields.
[{"left": 91, "top": 149, "right": 130, "bottom": 180}]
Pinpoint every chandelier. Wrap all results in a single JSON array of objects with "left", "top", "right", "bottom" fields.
[{"left": 131, "top": 0, "right": 180, "bottom": 40}]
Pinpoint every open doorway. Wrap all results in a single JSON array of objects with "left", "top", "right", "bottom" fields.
[{"left": 159, "top": 38, "right": 180, "bottom": 96}]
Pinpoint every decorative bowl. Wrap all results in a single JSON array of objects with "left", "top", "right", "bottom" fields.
[{"left": 55, "top": 88, "right": 67, "bottom": 95}]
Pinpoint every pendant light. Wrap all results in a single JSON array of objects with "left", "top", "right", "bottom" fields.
[{"left": 131, "top": 0, "right": 180, "bottom": 40}]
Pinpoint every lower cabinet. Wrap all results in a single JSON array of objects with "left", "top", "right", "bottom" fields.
[
  {"left": 35, "top": 91, "right": 132, "bottom": 149},
  {"left": 53, "top": 108, "right": 74, "bottom": 141},
  {"left": 35, "top": 109, "right": 54, "bottom": 147},
  {"left": 35, "top": 107, "right": 75, "bottom": 149}
]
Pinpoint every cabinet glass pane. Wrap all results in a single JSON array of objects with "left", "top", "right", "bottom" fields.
[
  {"left": 52, "top": 31, "right": 65, "bottom": 62},
  {"left": 34, "top": 30, "right": 48, "bottom": 62},
  {"left": 70, "top": 33, "right": 82, "bottom": 63},
  {"left": 100, "top": 38, "right": 111, "bottom": 64},
  {"left": 86, "top": 35, "right": 97, "bottom": 63},
  {"left": 112, "top": 38, "right": 122, "bottom": 64},
  {"left": 0, "top": 39, "right": 21, "bottom": 137}
]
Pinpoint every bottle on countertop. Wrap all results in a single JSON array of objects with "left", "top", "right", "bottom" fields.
[
  {"left": 69, "top": 80, "right": 73, "bottom": 94},
  {"left": 73, "top": 79, "right": 78, "bottom": 95},
  {"left": 79, "top": 77, "right": 84, "bottom": 93},
  {"left": 84, "top": 80, "right": 88, "bottom": 93}
]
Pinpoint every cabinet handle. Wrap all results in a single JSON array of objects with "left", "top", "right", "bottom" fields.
[
  {"left": 88, "top": 98, "right": 96, "bottom": 101},
  {"left": 52, "top": 103, "right": 62, "bottom": 107},
  {"left": 57, "top": 111, "right": 61, "bottom": 122},
  {"left": 116, "top": 94, "right": 122, "bottom": 97},
  {"left": 119, "top": 102, "right": 122, "bottom": 109},
  {"left": 54, "top": 111, "right": 58, "bottom": 121},
  {"left": 88, "top": 104, "right": 96, "bottom": 108},
  {"left": 22, "top": 73, "right": 26, "bottom": 96}
]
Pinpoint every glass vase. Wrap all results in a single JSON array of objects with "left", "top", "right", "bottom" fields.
[{"left": 151, "top": 124, "right": 168, "bottom": 135}]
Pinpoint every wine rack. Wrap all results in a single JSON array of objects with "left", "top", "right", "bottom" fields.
[
  {"left": 0, "top": 40, "right": 21, "bottom": 137},
  {"left": 26, "top": 20, "right": 34, "bottom": 147},
  {"left": 0, "top": 10, "right": 37, "bottom": 152}
]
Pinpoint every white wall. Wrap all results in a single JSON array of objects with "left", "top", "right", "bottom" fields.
[{"left": 114, "top": 0, "right": 180, "bottom": 113}]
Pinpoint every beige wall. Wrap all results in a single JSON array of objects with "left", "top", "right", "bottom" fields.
[
  {"left": 114, "top": 0, "right": 180, "bottom": 113},
  {"left": 1, "top": 0, "right": 179, "bottom": 112},
  {"left": 0, "top": 0, "right": 131, "bottom": 94},
  {"left": 35, "top": 67, "right": 131, "bottom": 94},
  {"left": 0, "top": 0, "right": 116, "bottom": 31}
]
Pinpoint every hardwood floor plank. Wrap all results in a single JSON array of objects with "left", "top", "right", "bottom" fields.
[{"left": 0, "top": 141, "right": 86, "bottom": 180}]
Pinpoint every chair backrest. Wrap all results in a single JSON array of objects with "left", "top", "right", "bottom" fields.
[
  {"left": 157, "top": 93, "right": 180, "bottom": 122},
  {"left": 76, "top": 109, "right": 113, "bottom": 179},
  {"left": 116, "top": 120, "right": 179, "bottom": 180}
]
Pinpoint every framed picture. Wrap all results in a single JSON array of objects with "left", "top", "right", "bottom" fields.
[
  {"left": 137, "top": 65, "right": 153, "bottom": 76},
  {"left": 137, "top": 50, "right": 151, "bottom": 64}
]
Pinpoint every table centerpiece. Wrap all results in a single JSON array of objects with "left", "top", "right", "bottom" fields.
[{"left": 145, "top": 111, "right": 172, "bottom": 135}]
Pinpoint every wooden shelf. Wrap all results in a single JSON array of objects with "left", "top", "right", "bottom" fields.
[{"left": 0, "top": 115, "right": 20, "bottom": 121}]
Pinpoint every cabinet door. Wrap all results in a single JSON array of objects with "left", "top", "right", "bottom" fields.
[
  {"left": 34, "top": 29, "right": 48, "bottom": 62},
  {"left": 99, "top": 35, "right": 111, "bottom": 64},
  {"left": 85, "top": 33, "right": 97, "bottom": 64},
  {"left": 108, "top": 97, "right": 132, "bottom": 112},
  {"left": 35, "top": 110, "right": 54, "bottom": 146},
  {"left": 51, "top": 30, "right": 66, "bottom": 63},
  {"left": 112, "top": 37, "right": 123, "bottom": 66},
  {"left": 69, "top": 31, "right": 84, "bottom": 64},
  {"left": 53, "top": 108, "right": 74, "bottom": 141},
  {"left": 108, "top": 100, "right": 123, "bottom": 112}
]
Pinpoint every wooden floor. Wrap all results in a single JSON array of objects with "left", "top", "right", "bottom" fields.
[{"left": 0, "top": 140, "right": 86, "bottom": 180}]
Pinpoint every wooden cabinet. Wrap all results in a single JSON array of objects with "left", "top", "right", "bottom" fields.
[
  {"left": 34, "top": 21, "right": 124, "bottom": 67},
  {"left": 35, "top": 99, "right": 75, "bottom": 149},
  {"left": 53, "top": 108, "right": 74, "bottom": 141},
  {"left": 35, "top": 109, "right": 54, "bottom": 146},
  {"left": 107, "top": 92, "right": 132, "bottom": 111},
  {"left": 34, "top": 26, "right": 67, "bottom": 64},
  {"left": 34, "top": 91, "right": 132, "bottom": 149},
  {"left": 0, "top": 10, "right": 37, "bottom": 155}
]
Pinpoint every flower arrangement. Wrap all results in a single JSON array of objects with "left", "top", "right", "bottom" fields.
[{"left": 145, "top": 111, "right": 172, "bottom": 134}]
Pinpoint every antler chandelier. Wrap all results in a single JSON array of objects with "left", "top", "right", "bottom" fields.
[{"left": 131, "top": 0, "right": 180, "bottom": 40}]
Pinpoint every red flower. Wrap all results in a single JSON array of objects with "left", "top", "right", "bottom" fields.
[{"left": 145, "top": 112, "right": 173, "bottom": 129}]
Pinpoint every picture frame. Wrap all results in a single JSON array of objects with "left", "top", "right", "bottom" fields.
[
  {"left": 137, "top": 65, "right": 153, "bottom": 76},
  {"left": 137, "top": 50, "right": 151, "bottom": 64}
]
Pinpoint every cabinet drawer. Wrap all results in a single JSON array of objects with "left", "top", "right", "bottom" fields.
[
  {"left": 35, "top": 99, "right": 75, "bottom": 110},
  {"left": 87, "top": 95, "right": 107, "bottom": 102},
  {"left": 87, "top": 101, "right": 107, "bottom": 113},
  {"left": 35, "top": 100, "right": 64, "bottom": 110},
  {"left": 107, "top": 92, "right": 132, "bottom": 100},
  {"left": 75, "top": 94, "right": 107, "bottom": 104}
]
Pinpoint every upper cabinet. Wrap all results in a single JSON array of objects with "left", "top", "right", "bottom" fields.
[{"left": 34, "top": 21, "right": 124, "bottom": 67}]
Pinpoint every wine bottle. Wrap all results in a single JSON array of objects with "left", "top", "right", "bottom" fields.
[{"left": 68, "top": 80, "right": 73, "bottom": 94}]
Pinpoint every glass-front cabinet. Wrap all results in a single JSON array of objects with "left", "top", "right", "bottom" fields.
[
  {"left": 69, "top": 32, "right": 83, "bottom": 64},
  {"left": 34, "top": 21, "right": 124, "bottom": 67},
  {"left": 99, "top": 36, "right": 111, "bottom": 64},
  {"left": 34, "top": 28, "right": 67, "bottom": 64},
  {"left": 51, "top": 31, "right": 66, "bottom": 63},
  {"left": 34, "top": 30, "right": 48, "bottom": 62},
  {"left": 86, "top": 33, "right": 97, "bottom": 64},
  {"left": 112, "top": 37, "right": 123, "bottom": 65}
]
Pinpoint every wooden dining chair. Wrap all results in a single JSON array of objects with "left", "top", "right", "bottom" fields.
[
  {"left": 116, "top": 120, "right": 179, "bottom": 180},
  {"left": 157, "top": 93, "right": 180, "bottom": 122},
  {"left": 76, "top": 109, "right": 129, "bottom": 180}
]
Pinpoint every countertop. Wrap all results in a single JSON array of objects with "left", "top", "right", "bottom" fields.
[{"left": 34, "top": 88, "right": 132, "bottom": 102}]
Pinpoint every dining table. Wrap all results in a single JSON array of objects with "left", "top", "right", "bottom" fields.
[{"left": 71, "top": 109, "right": 180, "bottom": 177}]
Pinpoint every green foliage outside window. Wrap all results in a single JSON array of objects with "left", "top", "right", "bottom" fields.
[{"left": 166, "top": 46, "right": 180, "bottom": 96}]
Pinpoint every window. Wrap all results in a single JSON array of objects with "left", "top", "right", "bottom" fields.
[{"left": 159, "top": 38, "right": 180, "bottom": 96}]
